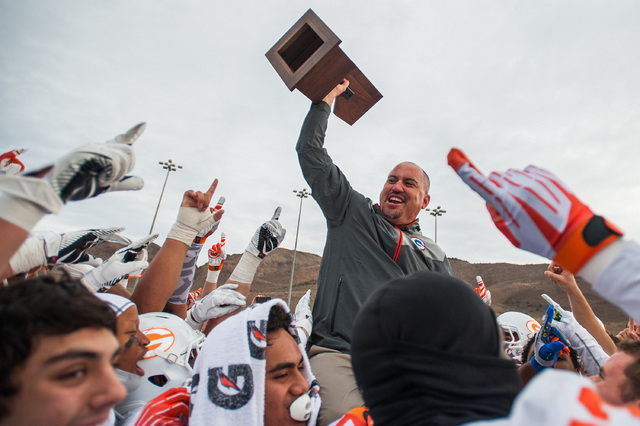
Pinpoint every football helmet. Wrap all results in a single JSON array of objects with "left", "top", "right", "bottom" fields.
[
  {"left": 116, "top": 312, "right": 205, "bottom": 418},
  {"left": 497, "top": 311, "right": 541, "bottom": 365}
]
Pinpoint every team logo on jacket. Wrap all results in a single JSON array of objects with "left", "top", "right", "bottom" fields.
[
  {"left": 207, "top": 364, "right": 254, "bottom": 409},
  {"left": 411, "top": 237, "right": 426, "bottom": 251},
  {"left": 247, "top": 320, "right": 268, "bottom": 359}
]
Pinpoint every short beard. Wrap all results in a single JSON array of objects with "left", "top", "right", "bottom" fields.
[{"left": 381, "top": 206, "right": 402, "bottom": 221}]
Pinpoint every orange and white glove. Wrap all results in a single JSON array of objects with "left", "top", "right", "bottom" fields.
[
  {"left": 0, "top": 148, "right": 28, "bottom": 175},
  {"left": 135, "top": 386, "right": 189, "bottom": 426},
  {"left": 186, "top": 288, "right": 202, "bottom": 310},
  {"left": 193, "top": 197, "right": 225, "bottom": 244},
  {"left": 206, "top": 232, "right": 226, "bottom": 284},
  {"left": 448, "top": 148, "right": 623, "bottom": 273},
  {"left": 474, "top": 275, "right": 492, "bottom": 307}
]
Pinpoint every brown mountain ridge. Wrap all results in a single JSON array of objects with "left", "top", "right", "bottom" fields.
[{"left": 89, "top": 243, "right": 628, "bottom": 334}]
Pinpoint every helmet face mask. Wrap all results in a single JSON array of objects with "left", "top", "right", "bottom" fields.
[
  {"left": 116, "top": 312, "right": 205, "bottom": 416},
  {"left": 497, "top": 312, "right": 541, "bottom": 366}
]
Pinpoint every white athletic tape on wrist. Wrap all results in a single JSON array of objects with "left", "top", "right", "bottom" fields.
[
  {"left": 167, "top": 206, "right": 217, "bottom": 247},
  {"left": 228, "top": 251, "right": 261, "bottom": 285},
  {"left": 9, "top": 236, "right": 47, "bottom": 274},
  {"left": 206, "top": 269, "right": 220, "bottom": 284}
]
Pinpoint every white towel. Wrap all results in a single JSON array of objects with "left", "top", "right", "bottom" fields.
[{"left": 189, "top": 299, "right": 320, "bottom": 425}]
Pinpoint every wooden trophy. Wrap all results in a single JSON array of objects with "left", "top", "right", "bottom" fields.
[{"left": 266, "top": 9, "right": 383, "bottom": 125}]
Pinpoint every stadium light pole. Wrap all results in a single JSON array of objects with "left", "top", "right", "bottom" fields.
[
  {"left": 425, "top": 206, "right": 446, "bottom": 244},
  {"left": 149, "top": 159, "right": 182, "bottom": 234},
  {"left": 288, "top": 188, "right": 309, "bottom": 307}
]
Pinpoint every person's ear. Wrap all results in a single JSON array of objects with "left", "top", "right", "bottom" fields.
[{"left": 422, "top": 194, "right": 431, "bottom": 210}]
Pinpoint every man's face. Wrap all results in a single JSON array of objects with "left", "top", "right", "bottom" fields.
[
  {"left": 379, "top": 162, "right": 430, "bottom": 226},
  {"left": 591, "top": 351, "right": 637, "bottom": 406},
  {"left": 5, "top": 327, "right": 126, "bottom": 426},
  {"left": 264, "top": 329, "right": 309, "bottom": 426},
  {"left": 115, "top": 306, "right": 150, "bottom": 375}
]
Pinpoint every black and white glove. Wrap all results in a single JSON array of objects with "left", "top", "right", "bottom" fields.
[
  {"left": 38, "top": 122, "right": 145, "bottom": 202},
  {"left": 0, "top": 123, "right": 145, "bottom": 231},
  {"left": 9, "top": 227, "right": 127, "bottom": 275},
  {"left": 228, "top": 208, "right": 286, "bottom": 285},
  {"left": 82, "top": 234, "right": 157, "bottom": 292},
  {"left": 48, "top": 227, "right": 130, "bottom": 264},
  {"left": 246, "top": 207, "right": 286, "bottom": 258}
]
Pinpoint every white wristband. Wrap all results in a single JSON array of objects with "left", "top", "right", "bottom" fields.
[
  {"left": 228, "top": 251, "right": 261, "bottom": 285},
  {"left": 206, "top": 269, "right": 220, "bottom": 284}
]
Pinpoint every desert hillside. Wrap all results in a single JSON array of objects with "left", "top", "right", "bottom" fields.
[{"left": 90, "top": 243, "right": 629, "bottom": 333}]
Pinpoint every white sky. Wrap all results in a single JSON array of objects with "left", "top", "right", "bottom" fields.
[{"left": 2, "top": 1, "right": 639, "bottom": 267}]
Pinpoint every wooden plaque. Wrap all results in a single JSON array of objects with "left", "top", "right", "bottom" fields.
[{"left": 266, "top": 9, "right": 383, "bottom": 125}]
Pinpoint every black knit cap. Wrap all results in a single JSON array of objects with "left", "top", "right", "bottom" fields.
[{"left": 351, "top": 271, "right": 522, "bottom": 426}]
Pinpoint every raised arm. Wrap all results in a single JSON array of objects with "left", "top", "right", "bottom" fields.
[
  {"left": 0, "top": 122, "right": 145, "bottom": 278},
  {"left": 447, "top": 148, "right": 640, "bottom": 321},
  {"left": 544, "top": 262, "right": 617, "bottom": 355},
  {"left": 131, "top": 180, "right": 223, "bottom": 313},
  {"left": 296, "top": 79, "right": 359, "bottom": 224}
]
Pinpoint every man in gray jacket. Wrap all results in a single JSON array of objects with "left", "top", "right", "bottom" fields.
[{"left": 296, "top": 79, "right": 452, "bottom": 424}]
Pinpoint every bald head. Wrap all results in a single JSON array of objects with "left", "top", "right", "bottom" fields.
[{"left": 395, "top": 162, "right": 430, "bottom": 193}]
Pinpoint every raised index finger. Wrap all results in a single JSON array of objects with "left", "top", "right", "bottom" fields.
[
  {"left": 272, "top": 206, "right": 282, "bottom": 221},
  {"left": 205, "top": 179, "right": 219, "bottom": 197}
]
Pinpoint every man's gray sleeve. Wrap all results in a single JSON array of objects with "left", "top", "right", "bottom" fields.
[{"left": 296, "top": 102, "right": 355, "bottom": 225}]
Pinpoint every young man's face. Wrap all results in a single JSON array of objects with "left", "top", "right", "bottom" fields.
[
  {"left": 4, "top": 327, "right": 126, "bottom": 426},
  {"left": 379, "top": 162, "right": 430, "bottom": 226},
  {"left": 264, "top": 329, "right": 309, "bottom": 426},
  {"left": 115, "top": 306, "right": 150, "bottom": 375},
  {"left": 591, "top": 351, "right": 637, "bottom": 406}
]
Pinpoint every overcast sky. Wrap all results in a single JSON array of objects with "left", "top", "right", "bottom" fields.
[{"left": 2, "top": 1, "right": 639, "bottom": 269}]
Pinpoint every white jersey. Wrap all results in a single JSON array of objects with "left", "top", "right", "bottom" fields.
[
  {"left": 582, "top": 239, "right": 640, "bottom": 322},
  {"left": 468, "top": 369, "right": 640, "bottom": 425}
]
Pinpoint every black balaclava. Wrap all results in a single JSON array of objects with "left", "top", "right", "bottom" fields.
[{"left": 351, "top": 271, "right": 522, "bottom": 426}]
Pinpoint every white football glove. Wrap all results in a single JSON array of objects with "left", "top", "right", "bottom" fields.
[
  {"left": 81, "top": 234, "right": 157, "bottom": 292},
  {"left": 294, "top": 289, "right": 313, "bottom": 346},
  {"left": 246, "top": 207, "right": 286, "bottom": 258},
  {"left": 186, "top": 283, "right": 246, "bottom": 329},
  {"left": 193, "top": 197, "right": 225, "bottom": 244},
  {"left": 0, "top": 124, "right": 144, "bottom": 231},
  {"left": 41, "top": 123, "right": 145, "bottom": 202},
  {"left": 9, "top": 227, "right": 126, "bottom": 275}
]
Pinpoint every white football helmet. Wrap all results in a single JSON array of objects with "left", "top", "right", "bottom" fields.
[
  {"left": 116, "top": 312, "right": 205, "bottom": 418},
  {"left": 497, "top": 311, "right": 541, "bottom": 365}
]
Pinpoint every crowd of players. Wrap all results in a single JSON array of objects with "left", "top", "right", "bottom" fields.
[{"left": 3, "top": 84, "right": 640, "bottom": 425}]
